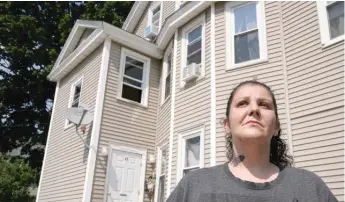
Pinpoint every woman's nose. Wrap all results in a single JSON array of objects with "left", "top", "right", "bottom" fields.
[{"left": 248, "top": 102, "right": 260, "bottom": 116}]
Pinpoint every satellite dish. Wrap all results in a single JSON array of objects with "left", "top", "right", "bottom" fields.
[{"left": 66, "top": 105, "right": 93, "bottom": 125}]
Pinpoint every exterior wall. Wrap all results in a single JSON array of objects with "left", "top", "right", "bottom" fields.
[
  {"left": 214, "top": 1, "right": 289, "bottom": 164},
  {"left": 281, "top": 1, "right": 344, "bottom": 201},
  {"left": 90, "top": 42, "right": 160, "bottom": 202},
  {"left": 170, "top": 8, "right": 212, "bottom": 191},
  {"left": 38, "top": 45, "right": 102, "bottom": 201},
  {"left": 155, "top": 40, "right": 173, "bottom": 200},
  {"left": 133, "top": 1, "right": 176, "bottom": 38}
]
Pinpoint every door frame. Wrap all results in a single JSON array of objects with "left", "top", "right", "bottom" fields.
[{"left": 103, "top": 142, "right": 147, "bottom": 202}]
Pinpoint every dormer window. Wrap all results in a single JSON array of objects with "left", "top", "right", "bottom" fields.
[{"left": 145, "top": 3, "right": 162, "bottom": 39}]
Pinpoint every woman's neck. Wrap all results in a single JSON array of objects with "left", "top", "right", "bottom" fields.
[{"left": 229, "top": 139, "right": 279, "bottom": 182}]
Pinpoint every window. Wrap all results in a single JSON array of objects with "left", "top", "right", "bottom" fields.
[
  {"left": 178, "top": 128, "right": 204, "bottom": 180},
  {"left": 65, "top": 77, "right": 83, "bottom": 127},
  {"left": 118, "top": 48, "right": 151, "bottom": 107},
  {"left": 187, "top": 26, "right": 202, "bottom": 65},
  {"left": 165, "top": 54, "right": 172, "bottom": 100},
  {"left": 226, "top": 2, "right": 267, "bottom": 69},
  {"left": 180, "top": 14, "right": 206, "bottom": 88},
  {"left": 161, "top": 44, "right": 173, "bottom": 104},
  {"left": 317, "top": 1, "right": 344, "bottom": 47},
  {"left": 155, "top": 147, "right": 168, "bottom": 202},
  {"left": 149, "top": 3, "right": 162, "bottom": 30}
]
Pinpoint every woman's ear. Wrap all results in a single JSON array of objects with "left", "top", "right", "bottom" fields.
[{"left": 223, "top": 118, "right": 231, "bottom": 133}]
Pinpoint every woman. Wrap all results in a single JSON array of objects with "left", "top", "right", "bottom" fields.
[{"left": 167, "top": 80, "right": 338, "bottom": 202}]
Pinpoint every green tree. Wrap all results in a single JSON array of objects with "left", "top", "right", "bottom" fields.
[
  {"left": 0, "top": 1, "right": 133, "bottom": 179},
  {"left": 0, "top": 156, "right": 37, "bottom": 202}
]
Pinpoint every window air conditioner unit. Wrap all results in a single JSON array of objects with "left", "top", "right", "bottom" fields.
[
  {"left": 144, "top": 25, "right": 158, "bottom": 38},
  {"left": 182, "top": 63, "right": 200, "bottom": 82}
]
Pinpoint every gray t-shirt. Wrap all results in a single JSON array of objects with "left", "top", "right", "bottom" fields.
[{"left": 167, "top": 163, "right": 338, "bottom": 202}]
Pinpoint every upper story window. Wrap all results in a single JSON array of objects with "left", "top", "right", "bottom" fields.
[
  {"left": 151, "top": 5, "right": 161, "bottom": 29},
  {"left": 65, "top": 77, "right": 83, "bottom": 127},
  {"left": 225, "top": 2, "right": 267, "bottom": 70},
  {"left": 145, "top": 3, "right": 162, "bottom": 39},
  {"left": 164, "top": 54, "right": 172, "bottom": 100},
  {"left": 118, "top": 48, "right": 151, "bottom": 107},
  {"left": 317, "top": 1, "right": 344, "bottom": 47},
  {"left": 180, "top": 14, "right": 206, "bottom": 88},
  {"left": 178, "top": 128, "right": 204, "bottom": 180}
]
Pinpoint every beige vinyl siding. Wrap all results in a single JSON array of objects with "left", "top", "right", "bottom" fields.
[
  {"left": 156, "top": 39, "right": 174, "bottom": 200},
  {"left": 281, "top": 1, "right": 344, "bottom": 201},
  {"left": 214, "top": 2, "right": 289, "bottom": 165},
  {"left": 133, "top": 1, "right": 176, "bottom": 38},
  {"left": 170, "top": 8, "right": 212, "bottom": 191},
  {"left": 91, "top": 42, "right": 160, "bottom": 202},
  {"left": 38, "top": 45, "right": 102, "bottom": 202},
  {"left": 162, "top": 1, "right": 176, "bottom": 24}
]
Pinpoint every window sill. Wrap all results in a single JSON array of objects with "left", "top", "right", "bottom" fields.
[
  {"left": 226, "top": 58, "right": 268, "bottom": 71},
  {"left": 116, "top": 97, "right": 148, "bottom": 109},
  {"left": 321, "top": 35, "right": 344, "bottom": 49}
]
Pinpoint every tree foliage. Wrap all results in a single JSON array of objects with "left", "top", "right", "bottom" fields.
[
  {"left": 0, "top": 156, "right": 37, "bottom": 202},
  {"left": 0, "top": 1, "right": 133, "bottom": 177}
]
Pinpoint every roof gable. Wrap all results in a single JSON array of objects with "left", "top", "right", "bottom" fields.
[{"left": 51, "top": 20, "right": 102, "bottom": 72}]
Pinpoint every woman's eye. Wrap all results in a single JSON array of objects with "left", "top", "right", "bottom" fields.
[
  {"left": 260, "top": 102, "right": 269, "bottom": 108},
  {"left": 237, "top": 101, "right": 247, "bottom": 107}
]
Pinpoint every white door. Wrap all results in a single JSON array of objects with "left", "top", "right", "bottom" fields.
[{"left": 107, "top": 149, "right": 142, "bottom": 202}]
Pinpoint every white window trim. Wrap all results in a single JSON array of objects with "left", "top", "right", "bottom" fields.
[
  {"left": 177, "top": 127, "right": 204, "bottom": 182},
  {"left": 161, "top": 42, "right": 173, "bottom": 106},
  {"left": 225, "top": 1, "right": 268, "bottom": 70},
  {"left": 154, "top": 143, "right": 168, "bottom": 202},
  {"left": 103, "top": 142, "right": 147, "bottom": 202},
  {"left": 64, "top": 76, "right": 84, "bottom": 129},
  {"left": 117, "top": 47, "right": 151, "bottom": 107},
  {"left": 180, "top": 13, "right": 206, "bottom": 88},
  {"left": 148, "top": 2, "right": 163, "bottom": 31},
  {"left": 317, "top": 1, "right": 345, "bottom": 48}
]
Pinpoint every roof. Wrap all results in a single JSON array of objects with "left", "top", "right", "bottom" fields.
[
  {"left": 122, "top": 2, "right": 149, "bottom": 33},
  {"left": 48, "top": 20, "right": 163, "bottom": 82}
]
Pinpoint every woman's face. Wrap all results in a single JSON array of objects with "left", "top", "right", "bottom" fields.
[{"left": 225, "top": 84, "right": 278, "bottom": 142}]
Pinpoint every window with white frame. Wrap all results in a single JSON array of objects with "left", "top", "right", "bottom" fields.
[
  {"left": 66, "top": 77, "right": 83, "bottom": 126},
  {"left": 178, "top": 128, "right": 204, "bottom": 180},
  {"left": 317, "top": 1, "right": 344, "bottom": 46},
  {"left": 180, "top": 14, "right": 205, "bottom": 87},
  {"left": 156, "top": 147, "right": 167, "bottom": 202},
  {"left": 164, "top": 53, "right": 172, "bottom": 100},
  {"left": 149, "top": 4, "right": 161, "bottom": 30},
  {"left": 226, "top": 2, "right": 267, "bottom": 69},
  {"left": 187, "top": 25, "right": 202, "bottom": 66},
  {"left": 118, "top": 48, "right": 150, "bottom": 106}
]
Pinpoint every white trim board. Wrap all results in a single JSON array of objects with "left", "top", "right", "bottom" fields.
[
  {"left": 210, "top": 3, "right": 216, "bottom": 166},
  {"left": 167, "top": 31, "right": 178, "bottom": 196},
  {"left": 103, "top": 142, "right": 147, "bottom": 202},
  {"left": 35, "top": 81, "right": 60, "bottom": 202},
  {"left": 82, "top": 38, "right": 111, "bottom": 202}
]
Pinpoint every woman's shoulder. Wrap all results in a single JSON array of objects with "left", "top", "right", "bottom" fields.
[{"left": 282, "top": 166, "right": 326, "bottom": 184}]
